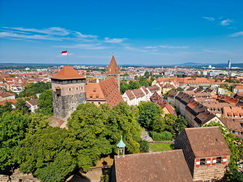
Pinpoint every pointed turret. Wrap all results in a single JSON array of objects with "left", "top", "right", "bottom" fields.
[
  {"left": 106, "top": 56, "right": 120, "bottom": 74},
  {"left": 106, "top": 56, "right": 121, "bottom": 91}
]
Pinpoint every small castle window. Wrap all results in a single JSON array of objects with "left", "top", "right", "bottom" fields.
[
  {"left": 90, "top": 95, "right": 93, "bottom": 98},
  {"left": 200, "top": 159, "right": 206, "bottom": 166},
  {"left": 241, "top": 123, "right": 243, "bottom": 127},
  {"left": 216, "top": 157, "right": 222, "bottom": 164},
  {"left": 69, "top": 88, "right": 72, "bottom": 91},
  {"left": 76, "top": 87, "right": 78, "bottom": 90}
]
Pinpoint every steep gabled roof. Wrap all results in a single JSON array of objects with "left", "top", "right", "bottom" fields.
[
  {"left": 184, "top": 127, "right": 231, "bottom": 157},
  {"left": 51, "top": 66, "right": 85, "bottom": 80},
  {"left": 106, "top": 56, "right": 120, "bottom": 74},
  {"left": 114, "top": 150, "right": 193, "bottom": 182},
  {"left": 99, "top": 77, "right": 123, "bottom": 107}
]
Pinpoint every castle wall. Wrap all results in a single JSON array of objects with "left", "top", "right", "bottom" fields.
[
  {"left": 52, "top": 81, "right": 86, "bottom": 121},
  {"left": 53, "top": 92, "right": 86, "bottom": 121},
  {"left": 193, "top": 156, "right": 230, "bottom": 181}
]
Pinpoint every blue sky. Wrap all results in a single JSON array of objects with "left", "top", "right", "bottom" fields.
[{"left": 0, "top": 0, "right": 243, "bottom": 65}]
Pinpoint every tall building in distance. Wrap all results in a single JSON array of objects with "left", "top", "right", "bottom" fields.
[
  {"left": 106, "top": 56, "right": 121, "bottom": 91},
  {"left": 228, "top": 59, "right": 232, "bottom": 70},
  {"left": 51, "top": 66, "right": 86, "bottom": 121}
]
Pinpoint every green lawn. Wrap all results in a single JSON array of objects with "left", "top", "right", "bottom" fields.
[{"left": 149, "top": 143, "right": 174, "bottom": 152}]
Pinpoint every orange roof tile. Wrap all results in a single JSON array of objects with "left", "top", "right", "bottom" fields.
[
  {"left": 51, "top": 66, "right": 85, "bottom": 80},
  {"left": 86, "top": 83, "right": 106, "bottom": 101},
  {"left": 99, "top": 77, "right": 123, "bottom": 107}
]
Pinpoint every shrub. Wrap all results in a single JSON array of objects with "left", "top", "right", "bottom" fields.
[{"left": 150, "top": 131, "right": 173, "bottom": 141}]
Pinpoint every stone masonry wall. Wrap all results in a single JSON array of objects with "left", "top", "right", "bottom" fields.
[
  {"left": 53, "top": 92, "right": 86, "bottom": 120},
  {"left": 193, "top": 155, "right": 230, "bottom": 181}
]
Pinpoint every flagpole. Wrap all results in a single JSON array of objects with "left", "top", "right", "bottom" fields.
[{"left": 67, "top": 49, "right": 69, "bottom": 66}]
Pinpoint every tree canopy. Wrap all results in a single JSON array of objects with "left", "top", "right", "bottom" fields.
[
  {"left": 19, "top": 82, "right": 51, "bottom": 98},
  {"left": 138, "top": 101, "right": 164, "bottom": 131},
  {"left": 0, "top": 111, "right": 31, "bottom": 170},
  {"left": 37, "top": 89, "right": 53, "bottom": 115}
]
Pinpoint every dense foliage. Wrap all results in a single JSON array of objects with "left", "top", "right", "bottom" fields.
[
  {"left": 0, "top": 111, "right": 31, "bottom": 170},
  {"left": 0, "top": 101, "right": 12, "bottom": 115},
  {"left": 120, "top": 74, "right": 152, "bottom": 94},
  {"left": 0, "top": 102, "right": 143, "bottom": 181},
  {"left": 19, "top": 82, "right": 51, "bottom": 97},
  {"left": 37, "top": 89, "right": 53, "bottom": 115},
  {"left": 138, "top": 102, "right": 187, "bottom": 141},
  {"left": 138, "top": 102, "right": 165, "bottom": 131}
]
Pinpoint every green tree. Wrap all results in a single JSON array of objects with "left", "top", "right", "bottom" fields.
[
  {"left": 174, "top": 116, "right": 188, "bottom": 136},
  {"left": 128, "top": 81, "right": 140, "bottom": 90},
  {"left": 38, "top": 89, "right": 53, "bottom": 115},
  {"left": 106, "top": 102, "right": 142, "bottom": 154},
  {"left": 16, "top": 127, "right": 75, "bottom": 182},
  {"left": 138, "top": 102, "right": 164, "bottom": 130},
  {"left": 67, "top": 103, "right": 112, "bottom": 172},
  {"left": 100, "top": 103, "right": 142, "bottom": 153},
  {"left": 138, "top": 139, "right": 149, "bottom": 153},
  {"left": 0, "top": 101, "right": 12, "bottom": 115},
  {"left": 19, "top": 82, "right": 51, "bottom": 97},
  {"left": 16, "top": 98, "right": 28, "bottom": 114},
  {"left": 144, "top": 71, "right": 150, "bottom": 78},
  {"left": 120, "top": 82, "right": 129, "bottom": 94},
  {"left": 0, "top": 111, "right": 31, "bottom": 170},
  {"left": 164, "top": 114, "right": 177, "bottom": 134}
]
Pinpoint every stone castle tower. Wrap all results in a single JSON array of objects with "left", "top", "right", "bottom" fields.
[
  {"left": 106, "top": 56, "right": 120, "bottom": 91},
  {"left": 51, "top": 66, "right": 86, "bottom": 121}
]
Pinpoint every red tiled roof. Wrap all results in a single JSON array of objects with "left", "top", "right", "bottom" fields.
[
  {"left": 99, "top": 77, "right": 123, "bottom": 107},
  {"left": 125, "top": 90, "right": 135, "bottom": 100},
  {"left": 114, "top": 150, "right": 193, "bottom": 182},
  {"left": 86, "top": 83, "right": 106, "bottom": 101},
  {"left": 51, "top": 66, "right": 85, "bottom": 80},
  {"left": 106, "top": 56, "right": 120, "bottom": 74},
  {"left": 0, "top": 99, "right": 17, "bottom": 106},
  {"left": 49, "top": 116, "right": 65, "bottom": 127},
  {"left": 0, "top": 90, "right": 15, "bottom": 98},
  {"left": 184, "top": 127, "right": 231, "bottom": 157}
]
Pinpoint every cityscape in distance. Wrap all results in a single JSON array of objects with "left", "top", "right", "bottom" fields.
[{"left": 0, "top": 0, "right": 243, "bottom": 182}]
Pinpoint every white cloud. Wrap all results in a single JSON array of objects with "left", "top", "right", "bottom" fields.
[
  {"left": 220, "top": 19, "right": 233, "bottom": 26},
  {"left": 75, "top": 31, "right": 97, "bottom": 39},
  {"left": 203, "top": 17, "right": 215, "bottom": 21},
  {"left": 144, "top": 46, "right": 157, "bottom": 49},
  {"left": 104, "top": 37, "right": 127, "bottom": 43},
  {"left": 159, "top": 45, "right": 189, "bottom": 49},
  {"left": 123, "top": 46, "right": 149, "bottom": 52},
  {"left": 230, "top": 31, "right": 243, "bottom": 37},
  {"left": 54, "top": 43, "right": 110, "bottom": 50},
  {"left": 5, "top": 27, "right": 70, "bottom": 36},
  {"left": 0, "top": 26, "right": 97, "bottom": 41},
  {"left": 0, "top": 31, "right": 60, "bottom": 40}
]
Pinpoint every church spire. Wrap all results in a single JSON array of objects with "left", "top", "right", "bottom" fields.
[{"left": 106, "top": 56, "right": 120, "bottom": 74}]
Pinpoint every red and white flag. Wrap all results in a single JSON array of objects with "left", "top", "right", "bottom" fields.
[{"left": 61, "top": 50, "right": 68, "bottom": 55}]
